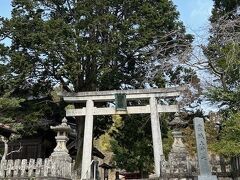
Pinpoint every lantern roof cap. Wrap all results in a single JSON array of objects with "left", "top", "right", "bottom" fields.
[{"left": 51, "top": 117, "right": 71, "bottom": 132}]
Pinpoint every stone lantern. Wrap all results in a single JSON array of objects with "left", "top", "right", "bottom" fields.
[
  {"left": 50, "top": 117, "right": 72, "bottom": 162},
  {"left": 168, "top": 112, "right": 188, "bottom": 153},
  {"left": 168, "top": 112, "right": 189, "bottom": 174}
]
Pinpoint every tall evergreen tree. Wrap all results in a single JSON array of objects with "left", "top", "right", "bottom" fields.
[
  {"left": 205, "top": 0, "right": 240, "bottom": 110},
  {"left": 211, "top": 0, "right": 240, "bottom": 21},
  {"left": 204, "top": 0, "right": 240, "bottom": 156},
  {"left": 0, "top": 0, "right": 192, "bottom": 95},
  {"left": 110, "top": 115, "right": 154, "bottom": 177},
  {"left": 0, "top": 0, "right": 193, "bottom": 128},
  {"left": 0, "top": 0, "right": 193, "bottom": 170}
]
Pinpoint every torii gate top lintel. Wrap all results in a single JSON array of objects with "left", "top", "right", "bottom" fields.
[{"left": 62, "top": 86, "right": 186, "bottom": 102}]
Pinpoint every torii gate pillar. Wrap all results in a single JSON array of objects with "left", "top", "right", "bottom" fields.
[
  {"left": 81, "top": 99, "right": 94, "bottom": 179},
  {"left": 150, "top": 96, "right": 163, "bottom": 176}
]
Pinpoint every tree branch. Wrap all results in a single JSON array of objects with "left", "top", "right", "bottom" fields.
[{"left": 7, "top": 143, "right": 22, "bottom": 156}]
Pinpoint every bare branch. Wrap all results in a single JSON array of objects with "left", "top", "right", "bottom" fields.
[{"left": 7, "top": 143, "right": 22, "bottom": 156}]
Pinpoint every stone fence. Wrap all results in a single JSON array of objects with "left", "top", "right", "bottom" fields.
[
  {"left": 159, "top": 154, "right": 236, "bottom": 180},
  {"left": 162, "top": 156, "right": 231, "bottom": 174},
  {"left": 0, "top": 158, "right": 75, "bottom": 179}
]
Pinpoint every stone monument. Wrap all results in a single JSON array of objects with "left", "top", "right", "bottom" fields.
[{"left": 193, "top": 117, "right": 217, "bottom": 180}]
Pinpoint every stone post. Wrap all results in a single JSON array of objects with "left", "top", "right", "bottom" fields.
[
  {"left": 193, "top": 117, "right": 217, "bottom": 180},
  {"left": 150, "top": 96, "right": 163, "bottom": 177}
]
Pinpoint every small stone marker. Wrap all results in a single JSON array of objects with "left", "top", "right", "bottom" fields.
[{"left": 193, "top": 117, "right": 217, "bottom": 180}]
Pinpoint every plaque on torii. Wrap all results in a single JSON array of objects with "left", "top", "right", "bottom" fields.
[{"left": 62, "top": 86, "right": 185, "bottom": 179}]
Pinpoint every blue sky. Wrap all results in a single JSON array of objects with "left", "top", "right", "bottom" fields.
[
  {"left": 0, "top": 1, "right": 12, "bottom": 18},
  {"left": 173, "top": 0, "right": 213, "bottom": 34}
]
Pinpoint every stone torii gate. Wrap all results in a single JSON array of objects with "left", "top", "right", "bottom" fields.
[{"left": 62, "top": 86, "right": 185, "bottom": 179}]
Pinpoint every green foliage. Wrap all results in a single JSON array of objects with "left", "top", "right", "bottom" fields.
[
  {"left": 183, "top": 126, "right": 196, "bottom": 157},
  {"left": 0, "top": 1, "right": 195, "bottom": 171},
  {"left": 206, "top": 1, "right": 240, "bottom": 95},
  {"left": 97, "top": 133, "right": 112, "bottom": 152},
  {"left": 211, "top": 0, "right": 240, "bottom": 22},
  {"left": 161, "top": 113, "right": 173, "bottom": 158},
  {"left": 207, "top": 87, "right": 240, "bottom": 111},
  {"left": 0, "top": 90, "right": 64, "bottom": 136},
  {"left": 0, "top": 95, "right": 24, "bottom": 110},
  {"left": 109, "top": 113, "right": 173, "bottom": 174},
  {"left": 205, "top": 0, "right": 240, "bottom": 157},
  {"left": 0, "top": 0, "right": 193, "bottom": 138},
  {"left": 110, "top": 115, "right": 154, "bottom": 174},
  {"left": 0, "top": 0, "right": 192, "bottom": 94},
  {"left": 162, "top": 130, "right": 173, "bottom": 159},
  {"left": 211, "top": 113, "right": 240, "bottom": 156},
  {"left": 183, "top": 120, "right": 218, "bottom": 157},
  {"left": 0, "top": 92, "right": 24, "bottom": 125},
  {"left": 205, "top": 43, "right": 240, "bottom": 93}
]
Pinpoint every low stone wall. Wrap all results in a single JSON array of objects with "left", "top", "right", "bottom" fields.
[
  {"left": 160, "top": 154, "right": 235, "bottom": 180},
  {"left": 0, "top": 158, "right": 73, "bottom": 179}
]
